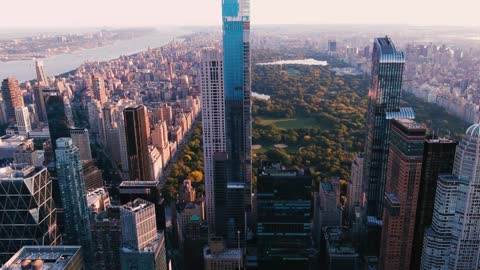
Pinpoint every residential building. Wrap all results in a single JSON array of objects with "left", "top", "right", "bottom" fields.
[
  {"left": 380, "top": 119, "right": 426, "bottom": 270},
  {"left": 70, "top": 128, "right": 93, "bottom": 161},
  {"left": 1, "top": 77, "right": 24, "bottom": 124},
  {"left": 55, "top": 138, "right": 92, "bottom": 263},
  {"left": 364, "top": 37, "right": 406, "bottom": 219}
]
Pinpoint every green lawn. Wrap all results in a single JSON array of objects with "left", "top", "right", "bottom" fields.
[{"left": 257, "top": 117, "right": 321, "bottom": 129}]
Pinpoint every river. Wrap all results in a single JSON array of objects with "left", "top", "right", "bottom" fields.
[{"left": 0, "top": 28, "right": 190, "bottom": 82}]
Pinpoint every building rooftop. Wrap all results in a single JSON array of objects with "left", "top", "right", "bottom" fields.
[
  {"left": 119, "top": 180, "right": 160, "bottom": 188},
  {"left": 324, "top": 227, "right": 357, "bottom": 256},
  {"left": 121, "top": 198, "right": 153, "bottom": 213},
  {"left": 86, "top": 187, "right": 108, "bottom": 206},
  {"left": 203, "top": 246, "right": 242, "bottom": 260},
  {"left": 394, "top": 118, "right": 425, "bottom": 131},
  {"left": 2, "top": 246, "right": 82, "bottom": 270},
  {"left": 0, "top": 165, "right": 43, "bottom": 180}
]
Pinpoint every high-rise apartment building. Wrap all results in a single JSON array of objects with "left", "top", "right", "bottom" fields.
[
  {"left": 380, "top": 119, "right": 426, "bottom": 270},
  {"left": 364, "top": 37, "right": 406, "bottom": 219},
  {"left": 421, "top": 124, "right": 480, "bottom": 270},
  {"left": 55, "top": 138, "right": 92, "bottom": 261},
  {"left": 35, "top": 60, "right": 49, "bottom": 86},
  {"left": 1, "top": 77, "right": 24, "bottom": 124},
  {"left": 221, "top": 0, "right": 252, "bottom": 246},
  {"left": 120, "top": 199, "right": 167, "bottom": 270},
  {"left": 256, "top": 168, "right": 312, "bottom": 269},
  {"left": 200, "top": 47, "right": 226, "bottom": 230},
  {"left": 124, "top": 105, "right": 151, "bottom": 181},
  {"left": 410, "top": 137, "right": 457, "bottom": 270},
  {"left": 0, "top": 165, "right": 60, "bottom": 263},
  {"left": 70, "top": 128, "right": 93, "bottom": 161},
  {"left": 92, "top": 73, "right": 107, "bottom": 105}
]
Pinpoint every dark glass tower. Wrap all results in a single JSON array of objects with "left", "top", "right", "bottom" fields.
[
  {"left": 256, "top": 168, "right": 312, "bottom": 269},
  {"left": 221, "top": 0, "right": 252, "bottom": 247},
  {"left": 410, "top": 137, "right": 457, "bottom": 270},
  {"left": 124, "top": 105, "right": 151, "bottom": 181},
  {"left": 45, "top": 90, "right": 73, "bottom": 152},
  {"left": 364, "top": 36, "right": 405, "bottom": 219}
]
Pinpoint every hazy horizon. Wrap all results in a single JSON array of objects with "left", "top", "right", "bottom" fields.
[{"left": 1, "top": 0, "right": 480, "bottom": 28}]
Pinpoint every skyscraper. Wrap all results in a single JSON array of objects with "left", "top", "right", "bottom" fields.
[
  {"left": 200, "top": 47, "right": 226, "bottom": 230},
  {"left": 55, "top": 138, "right": 92, "bottom": 262},
  {"left": 222, "top": 0, "right": 252, "bottom": 246},
  {"left": 0, "top": 165, "right": 60, "bottom": 263},
  {"left": 33, "top": 84, "right": 47, "bottom": 122},
  {"left": 421, "top": 124, "right": 480, "bottom": 270},
  {"left": 124, "top": 105, "right": 151, "bottom": 181},
  {"left": 2, "top": 246, "right": 84, "bottom": 270},
  {"left": 35, "top": 60, "right": 49, "bottom": 86},
  {"left": 91, "top": 206, "right": 122, "bottom": 270},
  {"left": 1, "top": 77, "right": 24, "bottom": 124},
  {"left": 411, "top": 137, "right": 457, "bottom": 270},
  {"left": 363, "top": 36, "right": 406, "bottom": 219},
  {"left": 380, "top": 119, "right": 426, "bottom": 270},
  {"left": 70, "top": 128, "right": 93, "bottom": 161},
  {"left": 45, "top": 90, "right": 73, "bottom": 151}
]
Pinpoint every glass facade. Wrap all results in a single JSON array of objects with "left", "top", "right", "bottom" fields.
[
  {"left": 364, "top": 37, "right": 405, "bottom": 219},
  {"left": 256, "top": 173, "right": 312, "bottom": 269},
  {"left": 221, "top": 0, "right": 252, "bottom": 246}
]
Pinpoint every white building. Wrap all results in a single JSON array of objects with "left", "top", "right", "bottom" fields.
[
  {"left": 200, "top": 48, "right": 226, "bottom": 230},
  {"left": 348, "top": 155, "right": 364, "bottom": 220},
  {"left": 421, "top": 124, "right": 480, "bottom": 270},
  {"left": 15, "top": 107, "right": 31, "bottom": 135}
]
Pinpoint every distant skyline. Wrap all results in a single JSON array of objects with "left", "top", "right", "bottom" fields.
[{"left": 1, "top": 0, "right": 480, "bottom": 28}]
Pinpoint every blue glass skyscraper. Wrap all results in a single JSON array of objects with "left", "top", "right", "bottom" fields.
[
  {"left": 364, "top": 37, "right": 408, "bottom": 219},
  {"left": 220, "top": 0, "right": 251, "bottom": 247}
]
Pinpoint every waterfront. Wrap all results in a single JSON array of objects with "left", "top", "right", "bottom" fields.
[{"left": 0, "top": 28, "right": 189, "bottom": 82}]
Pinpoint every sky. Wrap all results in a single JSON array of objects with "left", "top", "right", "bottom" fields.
[{"left": 1, "top": 0, "right": 479, "bottom": 28}]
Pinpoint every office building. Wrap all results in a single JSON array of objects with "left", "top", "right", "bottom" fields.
[
  {"left": 120, "top": 199, "right": 167, "bottom": 270},
  {"left": 14, "top": 106, "right": 32, "bottom": 135},
  {"left": 2, "top": 246, "right": 83, "bottom": 270},
  {"left": 200, "top": 47, "right": 226, "bottom": 230},
  {"left": 45, "top": 91, "right": 73, "bottom": 151},
  {"left": 363, "top": 36, "right": 406, "bottom": 219},
  {"left": 0, "top": 165, "right": 60, "bottom": 263},
  {"left": 92, "top": 73, "right": 107, "bottom": 105},
  {"left": 322, "top": 227, "right": 359, "bottom": 270},
  {"left": 70, "top": 128, "right": 93, "bottom": 161},
  {"left": 35, "top": 60, "right": 49, "bottom": 86},
  {"left": 411, "top": 137, "right": 457, "bottom": 270},
  {"left": 87, "top": 187, "right": 111, "bottom": 214},
  {"left": 256, "top": 168, "right": 312, "bottom": 269},
  {"left": 314, "top": 182, "right": 342, "bottom": 237},
  {"left": 380, "top": 119, "right": 426, "bottom": 270},
  {"left": 55, "top": 138, "right": 92, "bottom": 261},
  {"left": 119, "top": 180, "right": 166, "bottom": 231},
  {"left": 421, "top": 124, "right": 480, "bottom": 269},
  {"left": 204, "top": 237, "right": 243, "bottom": 270},
  {"left": 33, "top": 84, "right": 47, "bottom": 122},
  {"left": 124, "top": 105, "right": 151, "bottom": 181},
  {"left": 1, "top": 77, "right": 24, "bottom": 124},
  {"left": 92, "top": 206, "right": 122, "bottom": 270}
]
